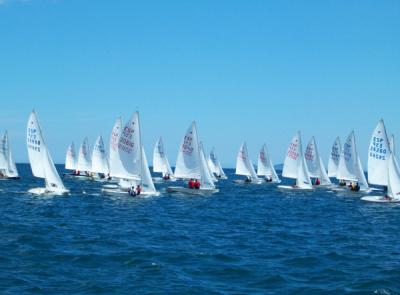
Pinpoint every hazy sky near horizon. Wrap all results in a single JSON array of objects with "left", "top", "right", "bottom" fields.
[{"left": 0, "top": 0, "right": 399, "bottom": 167}]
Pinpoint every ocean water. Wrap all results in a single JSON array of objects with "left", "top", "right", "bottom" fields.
[{"left": 0, "top": 164, "right": 400, "bottom": 294}]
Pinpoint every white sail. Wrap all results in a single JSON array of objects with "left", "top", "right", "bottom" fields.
[
  {"left": 282, "top": 132, "right": 301, "bottom": 180},
  {"left": 153, "top": 137, "right": 174, "bottom": 177},
  {"left": 387, "top": 153, "right": 400, "bottom": 200},
  {"left": 305, "top": 137, "right": 331, "bottom": 185},
  {"left": 282, "top": 132, "right": 312, "bottom": 188},
  {"left": 174, "top": 122, "right": 201, "bottom": 179},
  {"left": 140, "top": 145, "right": 157, "bottom": 193},
  {"left": 368, "top": 120, "right": 390, "bottom": 186},
  {"left": 109, "top": 118, "right": 128, "bottom": 179},
  {"left": 328, "top": 137, "right": 341, "bottom": 178},
  {"left": 91, "top": 136, "right": 109, "bottom": 174},
  {"left": 390, "top": 135, "right": 396, "bottom": 157},
  {"left": 0, "top": 131, "right": 18, "bottom": 177},
  {"left": 356, "top": 156, "right": 369, "bottom": 190},
  {"left": 118, "top": 112, "right": 141, "bottom": 179},
  {"left": 65, "top": 142, "right": 77, "bottom": 170},
  {"left": 200, "top": 143, "right": 217, "bottom": 183},
  {"left": 257, "top": 144, "right": 280, "bottom": 183},
  {"left": 336, "top": 131, "right": 358, "bottom": 182},
  {"left": 235, "top": 142, "right": 260, "bottom": 183},
  {"left": 207, "top": 147, "right": 227, "bottom": 178},
  {"left": 77, "top": 137, "right": 92, "bottom": 172},
  {"left": 27, "top": 110, "right": 67, "bottom": 193}
]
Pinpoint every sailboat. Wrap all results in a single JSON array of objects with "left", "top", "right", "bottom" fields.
[
  {"left": 235, "top": 142, "right": 262, "bottom": 184},
  {"left": 75, "top": 137, "right": 92, "bottom": 179},
  {"left": 90, "top": 135, "right": 110, "bottom": 181},
  {"left": 152, "top": 137, "right": 175, "bottom": 182},
  {"left": 27, "top": 110, "right": 68, "bottom": 195},
  {"left": 278, "top": 132, "right": 313, "bottom": 190},
  {"left": 102, "top": 112, "right": 159, "bottom": 197},
  {"left": 207, "top": 147, "right": 227, "bottom": 179},
  {"left": 305, "top": 137, "right": 331, "bottom": 186},
  {"left": 362, "top": 152, "right": 400, "bottom": 203},
  {"left": 257, "top": 144, "right": 280, "bottom": 183},
  {"left": 328, "top": 137, "right": 341, "bottom": 180},
  {"left": 167, "top": 122, "right": 219, "bottom": 194},
  {"left": 0, "top": 131, "right": 20, "bottom": 179},
  {"left": 63, "top": 142, "right": 78, "bottom": 177},
  {"left": 335, "top": 131, "right": 369, "bottom": 192},
  {"left": 200, "top": 142, "right": 218, "bottom": 183}
]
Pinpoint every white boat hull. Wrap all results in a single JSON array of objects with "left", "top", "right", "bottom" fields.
[
  {"left": 102, "top": 188, "right": 160, "bottom": 197},
  {"left": 233, "top": 180, "right": 262, "bottom": 185},
  {"left": 361, "top": 196, "right": 400, "bottom": 203},
  {"left": 277, "top": 185, "right": 313, "bottom": 191},
  {"left": 167, "top": 186, "right": 219, "bottom": 195},
  {"left": 28, "top": 187, "right": 69, "bottom": 196}
]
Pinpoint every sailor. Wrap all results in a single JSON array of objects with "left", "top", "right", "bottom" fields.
[
  {"left": 339, "top": 179, "right": 346, "bottom": 186},
  {"left": 163, "top": 174, "right": 170, "bottom": 180},
  {"left": 265, "top": 176, "right": 272, "bottom": 182},
  {"left": 315, "top": 178, "right": 321, "bottom": 186},
  {"left": 136, "top": 184, "right": 141, "bottom": 196},
  {"left": 245, "top": 176, "right": 251, "bottom": 183},
  {"left": 129, "top": 186, "right": 137, "bottom": 196},
  {"left": 188, "top": 179, "right": 195, "bottom": 189},
  {"left": 194, "top": 179, "right": 201, "bottom": 189}
]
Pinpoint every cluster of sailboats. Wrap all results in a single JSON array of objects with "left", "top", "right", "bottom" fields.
[{"left": 1, "top": 110, "right": 399, "bottom": 203}]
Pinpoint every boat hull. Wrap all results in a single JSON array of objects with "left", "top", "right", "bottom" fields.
[
  {"left": 167, "top": 186, "right": 219, "bottom": 195},
  {"left": 361, "top": 196, "right": 400, "bottom": 203},
  {"left": 277, "top": 185, "right": 313, "bottom": 191},
  {"left": 102, "top": 188, "right": 160, "bottom": 197},
  {"left": 28, "top": 187, "right": 69, "bottom": 196}
]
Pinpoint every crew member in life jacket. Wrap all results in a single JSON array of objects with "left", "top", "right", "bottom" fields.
[
  {"left": 129, "top": 184, "right": 141, "bottom": 196},
  {"left": 245, "top": 176, "right": 251, "bottom": 183},
  {"left": 339, "top": 179, "right": 346, "bottom": 186},
  {"left": 350, "top": 182, "right": 360, "bottom": 192},
  {"left": 265, "top": 176, "right": 272, "bottom": 183},
  {"left": 315, "top": 178, "right": 321, "bottom": 186},
  {"left": 194, "top": 179, "right": 201, "bottom": 189},
  {"left": 188, "top": 179, "right": 195, "bottom": 189},
  {"left": 163, "top": 174, "right": 171, "bottom": 180}
]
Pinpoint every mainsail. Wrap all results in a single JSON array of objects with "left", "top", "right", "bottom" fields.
[
  {"left": 236, "top": 142, "right": 261, "bottom": 183},
  {"left": 91, "top": 136, "right": 109, "bottom": 175},
  {"left": 368, "top": 120, "right": 390, "bottom": 186}
]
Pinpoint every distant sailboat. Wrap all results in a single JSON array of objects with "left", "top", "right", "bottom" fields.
[
  {"left": 27, "top": 110, "right": 68, "bottom": 195},
  {"left": 257, "top": 144, "right": 280, "bottom": 183},
  {"left": 153, "top": 137, "right": 175, "bottom": 181},
  {"left": 305, "top": 137, "right": 331, "bottom": 186},
  {"left": 65, "top": 142, "right": 77, "bottom": 172},
  {"left": 90, "top": 135, "right": 110, "bottom": 180},
  {"left": 328, "top": 137, "right": 341, "bottom": 179},
  {"left": 102, "top": 112, "right": 159, "bottom": 196},
  {"left": 336, "top": 131, "right": 369, "bottom": 192},
  {"left": 207, "top": 147, "right": 227, "bottom": 179},
  {"left": 167, "top": 122, "right": 218, "bottom": 194},
  {"left": 235, "top": 142, "right": 262, "bottom": 184},
  {"left": 0, "top": 131, "right": 19, "bottom": 179},
  {"left": 278, "top": 132, "right": 313, "bottom": 190},
  {"left": 75, "top": 137, "right": 92, "bottom": 179}
]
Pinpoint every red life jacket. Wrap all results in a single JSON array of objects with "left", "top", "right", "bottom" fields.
[
  {"left": 188, "top": 180, "right": 195, "bottom": 189},
  {"left": 194, "top": 181, "right": 200, "bottom": 189}
]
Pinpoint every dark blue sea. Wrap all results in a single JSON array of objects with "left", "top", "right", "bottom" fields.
[{"left": 0, "top": 164, "right": 399, "bottom": 294}]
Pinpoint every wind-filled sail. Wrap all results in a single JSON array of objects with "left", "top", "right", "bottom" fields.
[
  {"left": 109, "top": 118, "right": 128, "bottom": 179},
  {"left": 368, "top": 120, "right": 390, "bottom": 186},
  {"left": 118, "top": 112, "right": 141, "bottom": 179},
  {"left": 336, "top": 131, "right": 358, "bottom": 182},
  {"left": 305, "top": 137, "right": 331, "bottom": 185},
  {"left": 390, "top": 135, "right": 396, "bottom": 157},
  {"left": 65, "top": 142, "right": 77, "bottom": 171},
  {"left": 0, "top": 131, "right": 19, "bottom": 177},
  {"left": 140, "top": 145, "right": 157, "bottom": 193},
  {"left": 282, "top": 132, "right": 312, "bottom": 188},
  {"left": 328, "top": 137, "right": 341, "bottom": 178},
  {"left": 153, "top": 137, "right": 174, "bottom": 177},
  {"left": 257, "top": 144, "right": 280, "bottom": 182},
  {"left": 27, "top": 110, "right": 66, "bottom": 192},
  {"left": 387, "top": 153, "right": 400, "bottom": 200},
  {"left": 199, "top": 142, "right": 216, "bottom": 189},
  {"left": 77, "top": 137, "right": 92, "bottom": 172},
  {"left": 207, "top": 148, "right": 227, "bottom": 179},
  {"left": 174, "top": 122, "right": 201, "bottom": 179},
  {"left": 91, "top": 136, "right": 109, "bottom": 174},
  {"left": 235, "top": 142, "right": 260, "bottom": 183}
]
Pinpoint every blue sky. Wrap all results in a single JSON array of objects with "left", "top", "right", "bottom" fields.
[{"left": 0, "top": 0, "right": 399, "bottom": 167}]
